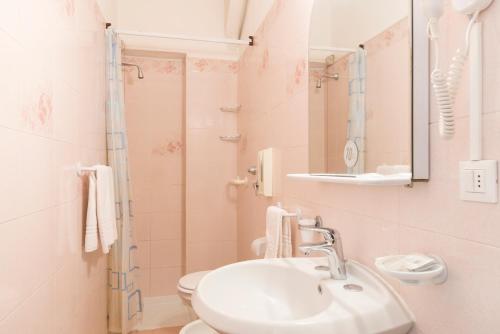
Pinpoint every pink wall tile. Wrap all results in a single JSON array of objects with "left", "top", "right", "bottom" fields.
[
  {"left": 185, "top": 58, "right": 238, "bottom": 273},
  {"left": 136, "top": 267, "right": 151, "bottom": 298},
  {"left": 124, "top": 54, "right": 185, "bottom": 296},
  {"left": 136, "top": 240, "right": 151, "bottom": 269},
  {"left": 135, "top": 213, "right": 153, "bottom": 241},
  {"left": 150, "top": 267, "right": 183, "bottom": 296},
  {"left": 150, "top": 240, "right": 183, "bottom": 268},
  {"left": 0, "top": 0, "right": 107, "bottom": 332},
  {"left": 186, "top": 241, "right": 237, "bottom": 273},
  {"left": 398, "top": 226, "right": 500, "bottom": 333},
  {"left": 150, "top": 212, "right": 183, "bottom": 241}
]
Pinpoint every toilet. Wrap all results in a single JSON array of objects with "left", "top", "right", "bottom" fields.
[
  {"left": 177, "top": 270, "right": 211, "bottom": 307},
  {"left": 177, "top": 271, "right": 218, "bottom": 333}
]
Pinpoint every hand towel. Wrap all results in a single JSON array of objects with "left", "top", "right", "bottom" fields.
[
  {"left": 264, "top": 206, "right": 292, "bottom": 258},
  {"left": 280, "top": 216, "right": 292, "bottom": 258},
  {"left": 84, "top": 173, "right": 98, "bottom": 252},
  {"left": 96, "top": 165, "right": 118, "bottom": 254}
]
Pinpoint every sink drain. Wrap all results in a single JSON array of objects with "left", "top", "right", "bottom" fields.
[
  {"left": 343, "top": 284, "right": 363, "bottom": 292},
  {"left": 317, "top": 285, "right": 323, "bottom": 294},
  {"left": 315, "top": 265, "right": 330, "bottom": 271}
]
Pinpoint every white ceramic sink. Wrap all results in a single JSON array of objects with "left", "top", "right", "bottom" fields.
[{"left": 192, "top": 257, "right": 414, "bottom": 334}]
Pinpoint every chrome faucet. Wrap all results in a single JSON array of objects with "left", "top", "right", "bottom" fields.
[{"left": 298, "top": 216, "right": 347, "bottom": 280}]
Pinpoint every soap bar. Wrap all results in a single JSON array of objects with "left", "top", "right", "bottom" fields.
[
  {"left": 384, "top": 254, "right": 437, "bottom": 272},
  {"left": 406, "top": 255, "right": 437, "bottom": 272}
]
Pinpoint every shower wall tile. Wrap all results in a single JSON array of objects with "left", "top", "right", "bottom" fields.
[
  {"left": 151, "top": 212, "right": 183, "bottom": 241},
  {"left": 136, "top": 267, "right": 151, "bottom": 298},
  {"left": 137, "top": 240, "right": 151, "bottom": 270},
  {"left": 150, "top": 240, "right": 183, "bottom": 268},
  {"left": 135, "top": 212, "right": 153, "bottom": 241},
  {"left": 150, "top": 267, "right": 183, "bottom": 296},
  {"left": 124, "top": 54, "right": 185, "bottom": 297},
  {"left": 237, "top": 1, "right": 500, "bottom": 334},
  {"left": 186, "top": 241, "right": 237, "bottom": 273},
  {"left": 0, "top": 0, "right": 107, "bottom": 333},
  {"left": 186, "top": 58, "right": 238, "bottom": 273}
]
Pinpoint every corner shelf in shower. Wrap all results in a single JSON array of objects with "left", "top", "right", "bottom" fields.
[
  {"left": 219, "top": 135, "right": 241, "bottom": 142},
  {"left": 286, "top": 173, "right": 412, "bottom": 186},
  {"left": 220, "top": 105, "right": 242, "bottom": 113}
]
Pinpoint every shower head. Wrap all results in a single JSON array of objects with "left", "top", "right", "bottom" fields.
[
  {"left": 315, "top": 73, "right": 340, "bottom": 88},
  {"left": 137, "top": 67, "right": 144, "bottom": 79},
  {"left": 325, "top": 54, "right": 335, "bottom": 67},
  {"left": 122, "top": 62, "right": 144, "bottom": 79}
]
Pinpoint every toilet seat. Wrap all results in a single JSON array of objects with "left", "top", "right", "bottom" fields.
[{"left": 177, "top": 270, "right": 211, "bottom": 294}]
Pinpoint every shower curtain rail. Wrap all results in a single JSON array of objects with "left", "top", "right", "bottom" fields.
[{"left": 116, "top": 30, "right": 251, "bottom": 46}]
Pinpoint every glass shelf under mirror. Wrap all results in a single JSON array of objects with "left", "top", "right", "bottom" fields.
[{"left": 287, "top": 173, "right": 412, "bottom": 186}]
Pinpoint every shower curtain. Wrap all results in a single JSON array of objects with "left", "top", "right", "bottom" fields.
[
  {"left": 105, "top": 29, "right": 142, "bottom": 334},
  {"left": 346, "top": 47, "right": 367, "bottom": 174}
]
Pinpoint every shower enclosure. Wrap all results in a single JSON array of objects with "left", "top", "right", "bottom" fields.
[{"left": 122, "top": 50, "right": 188, "bottom": 330}]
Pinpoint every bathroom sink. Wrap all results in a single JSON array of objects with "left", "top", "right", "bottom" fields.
[{"left": 192, "top": 257, "right": 414, "bottom": 334}]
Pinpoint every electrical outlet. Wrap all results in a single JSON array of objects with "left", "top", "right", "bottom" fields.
[
  {"left": 459, "top": 160, "right": 498, "bottom": 203},
  {"left": 473, "top": 169, "right": 485, "bottom": 193}
]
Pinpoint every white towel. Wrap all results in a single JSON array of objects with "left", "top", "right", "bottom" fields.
[
  {"left": 84, "top": 165, "right": 118, "bottom": 254},
  {"left": 96, "top": 165, "right": 118, "bottom": 254},
  {"left": 84, "top": 173, "right": 98, "bottom": 252},
  {"left": 264, "top": 206, "right": 292, "bottom": 258}
]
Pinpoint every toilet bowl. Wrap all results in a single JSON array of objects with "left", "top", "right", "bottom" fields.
[
  {"left": 177, "top": 271, "right": 218, "bottom": 334},
  {"left": 177, "top": 270, "right": 211, "bottom": 307}
]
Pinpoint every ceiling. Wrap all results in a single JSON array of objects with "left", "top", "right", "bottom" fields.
[{"left": 309, "top": 0, "right": 409, "bottom": 61}]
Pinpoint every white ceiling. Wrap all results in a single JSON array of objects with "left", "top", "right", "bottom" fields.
[{"left": 309, "top": 0, "right": 409, "bottom": 61}]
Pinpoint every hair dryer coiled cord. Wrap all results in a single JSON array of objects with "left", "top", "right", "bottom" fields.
[{"left": 429, "top": 11, "right": 479, "bottom": 139}]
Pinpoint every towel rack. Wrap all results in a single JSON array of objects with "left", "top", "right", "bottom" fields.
[
  {"left": 76, "top": 163, "right": 97, "bottom": 176},
  {"left": 276, "top": 202, "right": 301, "bottom": 222}
]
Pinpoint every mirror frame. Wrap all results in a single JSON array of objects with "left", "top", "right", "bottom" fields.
[{"left": 412, "top": 0, "right": 430, "bottom": 181}]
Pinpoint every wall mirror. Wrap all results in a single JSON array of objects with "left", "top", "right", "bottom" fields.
[{"left": 306, "top": 0, "right": 429, "bottom": 182}]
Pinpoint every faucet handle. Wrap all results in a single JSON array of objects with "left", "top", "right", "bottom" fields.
[{"left": 299, "top": 225, "right": 335, "bottom": 242}]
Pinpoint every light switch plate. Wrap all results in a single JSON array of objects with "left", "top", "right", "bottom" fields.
[{"left": 459, "top": 160, "right": 498, "bottom": 203}]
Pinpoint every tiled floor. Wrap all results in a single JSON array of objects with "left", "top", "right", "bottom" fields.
[{"left": 138, "top": 326, "right": 184, "bottom": 334}]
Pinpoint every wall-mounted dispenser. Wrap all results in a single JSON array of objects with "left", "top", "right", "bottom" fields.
[{"left": 257, "top": 148, "right": 275, "bottom": 197}]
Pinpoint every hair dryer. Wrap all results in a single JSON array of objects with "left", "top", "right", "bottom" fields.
[{"left": 421, "top": 0, "right": 491, "bottom": 139}]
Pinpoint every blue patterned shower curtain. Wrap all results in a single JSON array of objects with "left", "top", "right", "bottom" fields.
[
  {"left": 346, "top": 47, "right": 367, "bottom": 174},
  {"left": 105, "top": 29, "right": 142, "bottom": 334}
]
